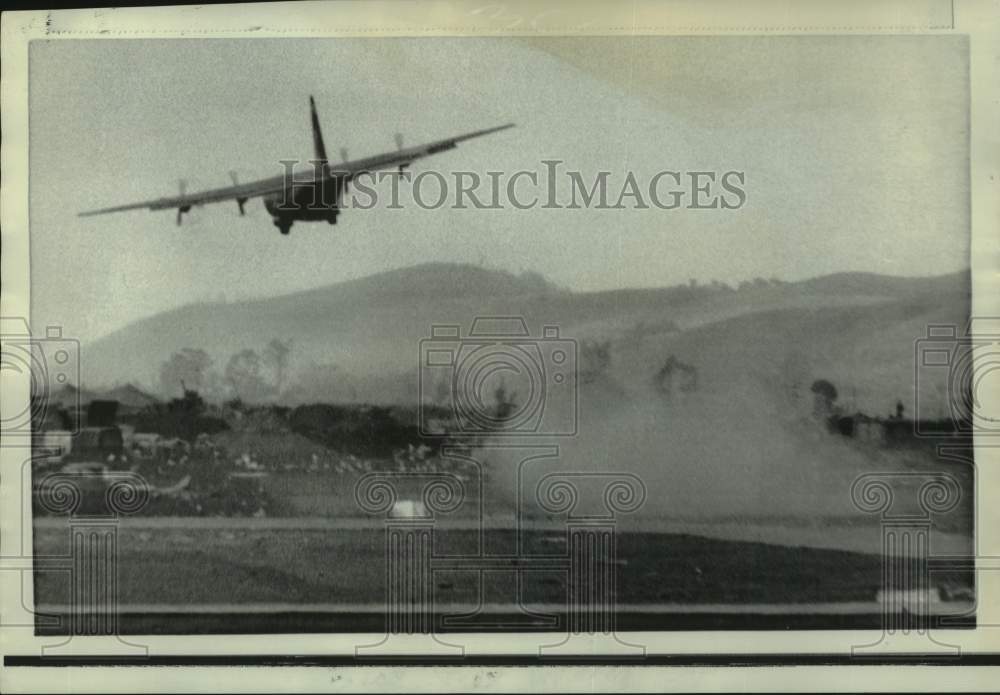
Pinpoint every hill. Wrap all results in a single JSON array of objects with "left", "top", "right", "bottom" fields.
[
  {"left": 72, "top": 262, "right": 973, "bottom": 550},
  {"left": 80, "top": 262, "right": 970, "bottom": 414}
]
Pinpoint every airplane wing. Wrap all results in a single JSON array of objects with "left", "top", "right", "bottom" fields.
[
  {"left": 78, "top": 169, "right": 318, "bottom": 218},
  {"left": 336, "top": 123, "right": 516, "bottom": 177},
  {"left": 79, "top": 122, "right": 515, "bottom": 219}
]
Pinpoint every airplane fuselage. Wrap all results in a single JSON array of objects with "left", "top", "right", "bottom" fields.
[{"left": 263, "top": 173, "right": 344, "bottom": 233}]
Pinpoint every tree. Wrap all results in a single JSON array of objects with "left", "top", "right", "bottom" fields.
[
  {"left": 492, "top": 378, "right": 518, "bottom": 425},
  {"left": 225, "top": 349, "right": 273, "bottom": 403},
  {"left": 168, "top": 387, "right": 207, "bottom": 417},
  {"left": 159, "top": 348, "right": 214, "bottom": 398},
  {"left": 810, "top": 379, "right": 839, "bottom": 418},
  {"left": 262, "top": 338, "right": 293, "bottom": 394},
  {"left": 580, "top": 339, "right": 612, "bottom": 383},
  {"left": 655, "top": 355, "right": 698, "bottom": 397}
]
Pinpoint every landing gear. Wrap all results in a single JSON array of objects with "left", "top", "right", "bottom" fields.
[
  {"left": 273, "top": 218, "right": 292, "bottom": 235},
  {"left": 327, "top": 213, "right": 338, "bottom": 225}
]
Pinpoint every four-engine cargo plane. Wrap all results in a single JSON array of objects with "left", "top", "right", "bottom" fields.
[{"left": 80, "top": 96, "right": 514, "bottom": 235}]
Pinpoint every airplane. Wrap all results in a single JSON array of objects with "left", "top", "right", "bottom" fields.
[{"left": 80, "top": 96, "right": 514, "bottom": 235}]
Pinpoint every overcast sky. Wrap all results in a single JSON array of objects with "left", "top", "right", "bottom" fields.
[{"left": 29, "top": 35, "right": 968, "bottom": 343}]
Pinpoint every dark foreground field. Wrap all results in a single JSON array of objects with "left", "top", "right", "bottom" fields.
[{"left": 33, "top": 519, "right": 974, "bottom": 634}]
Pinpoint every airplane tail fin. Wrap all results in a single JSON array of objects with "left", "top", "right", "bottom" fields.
[{"left": 309, "top": 95, "right": 329, "bottom": 164}]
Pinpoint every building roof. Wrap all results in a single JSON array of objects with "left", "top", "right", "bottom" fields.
[
  {"left": 45, "top": 383, "right": 101, "bottom": 408},
  {"left": 101, "top": 383, "right": 161, "bottom": 408}
]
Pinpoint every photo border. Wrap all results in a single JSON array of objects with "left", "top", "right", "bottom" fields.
[{"left": 2, "top": 0, "right": 999, "bottom": 692}]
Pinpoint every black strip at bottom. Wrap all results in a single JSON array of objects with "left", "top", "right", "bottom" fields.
[{"left": 5, "top": 653, "right": 998, "bottom": 667}]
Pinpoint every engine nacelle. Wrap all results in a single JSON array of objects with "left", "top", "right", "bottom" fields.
[{"left": 263, "top": 194, "right": 284, "bottom": 218}]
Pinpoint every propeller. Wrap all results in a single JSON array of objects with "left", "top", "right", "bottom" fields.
[
  {"left": 175, "top": 179, "right": 187, "bottom": 226},
  {"left": 229, "top": 171, "right": 247, "bottom": 216},
  {"left": 394, "top": 134, "right": 410, "bottom": 173}
]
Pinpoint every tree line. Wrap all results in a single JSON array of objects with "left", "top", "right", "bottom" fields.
[{"left": 158, "top": 339, "right": 292, "bottom": 403}]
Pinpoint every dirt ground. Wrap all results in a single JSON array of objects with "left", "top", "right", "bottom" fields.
[{"left": 33, "top": 520, "right": 973, "bottom": 613}]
